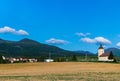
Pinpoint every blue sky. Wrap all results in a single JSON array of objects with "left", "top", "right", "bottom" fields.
[{"left": 0, "top": 0, "right": 120, "bottom": 53}]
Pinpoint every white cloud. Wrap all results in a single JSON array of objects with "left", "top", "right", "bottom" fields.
[
  {"left": 46, "top": 38, "right": 69, "bottom": 45},
  {"left": 116, "top": 42, "right": 120, "bottom": 47},
  {"left": 0, "top": 26, "right": 29, "bottom": 36},
  {"left": 75, "top": 32, "right": 91, "bottom": 37},
  {"left": 17, "top": 30, "right": 29, "bottom": 35},
  {"left": 81, "top": 37, "right": 111, "bottom": 45},
  {"left": 81, "top": 37, "right": 96, "bottom": 43},
  {"left": 94, "top": 37, "right": 111, "bottom": 44}
]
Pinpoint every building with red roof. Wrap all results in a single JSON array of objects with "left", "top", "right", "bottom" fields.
[{"left": 98, "top": 44, "right": 115, "bottom": 62}]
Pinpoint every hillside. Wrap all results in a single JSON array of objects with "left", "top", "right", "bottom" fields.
[
  {"left": 73, "top": 51, "right": 95, "bottom": 56},
  {"left": 0, "top": 38, "right": 86, "bottom": 58},
  {"left": 105, "top": 48, "right": 120, "bottom": 56}
]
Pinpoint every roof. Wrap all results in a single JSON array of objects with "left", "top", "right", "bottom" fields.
[
  {"left": 98, "top": 44, "right": 104, "bottom": 49},
  {"left": 99, "top": 52, "right": 110, "bottom": 57}
]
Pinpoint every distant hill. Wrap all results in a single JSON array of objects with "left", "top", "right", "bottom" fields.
[
  {"left": 105, "top": 48, "right": 120, "bottom": 56},
  {"left": 0, "top": 38, "right": 86, "bottom": 58},
  {"left": 73, "top": 51, "right": 95, "bottom": 56}
]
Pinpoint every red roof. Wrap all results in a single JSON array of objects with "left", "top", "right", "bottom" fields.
[{"left": 99, "top": 52, "right": 110, "bottom": 57}]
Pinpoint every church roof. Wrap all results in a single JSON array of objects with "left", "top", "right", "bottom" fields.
[
  {"left": 99, "top": 52, "right": 110, "bottom": 57},
  {"left": 98, "top": 44, "right": 104, "bottom": 49}
]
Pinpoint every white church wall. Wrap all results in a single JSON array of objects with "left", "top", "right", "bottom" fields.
[
  {"left": 98, "top": 49, "right": 104, "bottom": 57},
  {"left": 98, "top": 57, "right": 108, "bottom": 61},
  {"left": 99, "top": 57, "right": 114, "bottom": 62}
]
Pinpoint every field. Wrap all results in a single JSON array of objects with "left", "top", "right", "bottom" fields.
[{"left": 0, "top": 62, "right": 120, "bottom": 81}]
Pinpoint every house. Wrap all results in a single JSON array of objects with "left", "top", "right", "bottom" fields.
[
  {"left": 44, "top": 59, "right": 54, "bottom": 62},
  {"left": 28, "top": 58, "right": 37, "bottom": 62},
  {"left": 44, "top": 52, "right": 54, "bottom": 62},
  {"left": 2, "top": 56, "right": 6, "bottom": 60},
  {"left": 2, "top": 56, "right": 37, "bottom": 63},
  {"left": 98, "top": 44, "right": 115, "bottom": 62}
]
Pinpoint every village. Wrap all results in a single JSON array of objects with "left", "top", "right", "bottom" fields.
[
  {"left": 1, "top": 44, "right": 116, "bottom": 63},
  {"left": 1, "top": 56, "right": 37, "bottom": 63}
]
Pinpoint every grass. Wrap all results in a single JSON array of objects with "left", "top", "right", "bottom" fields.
[{"left": 0, "top": 62, "right": 120, "bottom": 81}]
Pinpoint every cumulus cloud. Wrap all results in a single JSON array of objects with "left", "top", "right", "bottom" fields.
[
  {"left": 17, "top": 30, "right": 29, "bottom": 35},
  {"left": 0, "top": 26, "right": 29, "bottom": 36},
  {"left": 116, "top": 42, "right": 120, "bottom": 47},
  {"left": 94, "top": 37, "right": 111, "bottom": 44},
  {"left": 46, "top": 38, "right": 69, "bottom": 45},
  {"left": 80, "top": 37, "right": 111, "bottom": 45},
  {"left": 75, "top": 32, "right": 91, "bottom": 37},
  {"left": 81, "top": 37, "right": 96, "bottom": 43}
]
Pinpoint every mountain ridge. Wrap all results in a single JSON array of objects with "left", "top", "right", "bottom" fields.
[
  {"left": 0, "top": 38, "right": 89, "bottom": 58},
  {"left": 105, "top": 48, "right": 120, "bottom": 56},
  {"left": 73, "top": 50, "right": 95, "bottom": 56}
]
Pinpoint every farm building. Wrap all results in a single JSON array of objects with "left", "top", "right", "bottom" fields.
[{"left": 98, "top": 44, "right": 115, "bottom": 62}]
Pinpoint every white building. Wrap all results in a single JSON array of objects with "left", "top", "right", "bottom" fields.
[
  {"left": 44, "top": 52, "right": 54, "bottom": 62},
  {"left": 44, "top": 59, "right": 54, "bottom": 62},
  {"left": 98, "top": 44, "right": 115, "bottom": 62},
  {"left": 2, "top": 56, "right": 6, "bottom": 60}
]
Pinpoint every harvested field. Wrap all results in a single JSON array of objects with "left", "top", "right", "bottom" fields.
[{"left": 0, "top": 62, "right": 120, "bottom": 81}]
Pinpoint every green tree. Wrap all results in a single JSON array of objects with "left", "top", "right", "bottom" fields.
[
  {"left": 72, "top": 55, "right": 77, "bottom": 62},
  {"left": 0, "top": 55, "right": 3, "bottom": 64}
]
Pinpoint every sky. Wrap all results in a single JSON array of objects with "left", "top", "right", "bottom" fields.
[{"left": 0, "top": 0, "right": 120, "bottom": 53}]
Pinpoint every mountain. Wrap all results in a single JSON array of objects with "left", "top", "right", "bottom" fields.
[
  {"left": 74, "top": 51, "right": 95, "bottom": 56},
  {"left": 0, "top": 38, "right": 15, "bottom": 43},
  {"left": 105, "top": 48, "right": 120, "bottom": 56},
  {"left": 0, "top": 38, "right": 86, "bottom": 58}
]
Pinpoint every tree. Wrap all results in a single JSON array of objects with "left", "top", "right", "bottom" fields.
[
  {"left": 108, "top": 51, "right": 114, "bottom": 59},
  {"left": 0, "top": 55, "right": 3, "bottom": 64},
  {"left": 72, "top": 55, "right": 77, "bottom": 61}
]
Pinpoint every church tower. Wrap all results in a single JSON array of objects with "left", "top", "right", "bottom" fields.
[{"left": 98, "top": 44, "right": 104, "bottom": 57}]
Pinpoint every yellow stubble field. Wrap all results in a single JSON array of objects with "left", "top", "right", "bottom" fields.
[{"left": 0, "top": 62, "right": 120, "bottom": 81}]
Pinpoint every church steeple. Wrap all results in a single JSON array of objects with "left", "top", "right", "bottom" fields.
[
  {"left": 98, "top": 44, "right": 104, "bottom": 49},
  {"left": 98, "top": 44, "right": 104, "bottom": 57}
]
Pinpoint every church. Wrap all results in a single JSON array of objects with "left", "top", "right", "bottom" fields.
[{"left": 98, "top": 44, "right": 115, "bottom": 62}]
